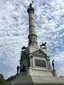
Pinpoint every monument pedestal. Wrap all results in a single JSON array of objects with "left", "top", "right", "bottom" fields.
[
  {"left": 12, "top": 72, "right": 64, "bottom": 84},
  {"left": 28, "top": 67, "right": 53, "bottom": 76},
  {"left": 13, "top": 67, "right": 53, "bottom": 84},
  {"left": 12, "top": 63, "right": 64, "bottom": 84}
]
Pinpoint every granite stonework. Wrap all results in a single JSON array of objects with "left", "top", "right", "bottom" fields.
[{"left": 13, "top": 74, "right": 64, "bottom": 84}]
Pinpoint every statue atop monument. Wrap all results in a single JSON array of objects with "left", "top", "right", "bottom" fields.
[
  {"left": 29, "top": 3, "right": 32, "bottom": 8},
  {"left": 28, "top": 1, "right": 34, "bottom": 8},
  {"left": 27, "top": 1, "right": 34, "bottom": 13}
]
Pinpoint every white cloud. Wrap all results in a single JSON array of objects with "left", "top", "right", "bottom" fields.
[
  {"left": 0, "top": 0, "right": 64, "bottom": 78},
  {"left": 50, "top": 52, "right": 64, "bottom": 76},
  {"left": 51, "top": 52, "right": 64, "bottom": 62}
]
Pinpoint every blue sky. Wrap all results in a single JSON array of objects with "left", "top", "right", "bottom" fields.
[{"left": 0, "top": 0, "right": 64, "bottom": 79}]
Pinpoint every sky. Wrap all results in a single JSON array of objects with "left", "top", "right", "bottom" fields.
[{"left": 0, "top": 0, "right": 64, "bottom": 79}]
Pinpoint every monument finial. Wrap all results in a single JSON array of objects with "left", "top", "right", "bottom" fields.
[
  {"left": 29, "top": 1, "right": 34, "bottom": 8},
  {"left": 29, "top": 3, "right": 32, "bottom": 8}
]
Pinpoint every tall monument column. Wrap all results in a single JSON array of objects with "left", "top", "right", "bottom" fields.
[
  {"left": 12, "top": 3, "right": 62, "bottom": 84},
  {"left": 27, "top": 3, "right": 38, "bottom": 47}
]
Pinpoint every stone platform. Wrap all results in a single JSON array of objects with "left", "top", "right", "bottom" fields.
[
  {"left": 27, "top": 67, "right": 53, "bottom": 76},
  {"left": 12, "top": 75, "right": 64, "bottom": 84},
  {"left": 12, "top": 68, "right": 64, "bottom": 84}
]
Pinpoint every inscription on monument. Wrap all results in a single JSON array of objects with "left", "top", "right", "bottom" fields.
[{"left": 35, "top": 59, "right": 46, "bottom": 67}]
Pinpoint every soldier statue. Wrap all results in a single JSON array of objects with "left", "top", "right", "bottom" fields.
[
  {"left": 52, "top": 59, "right": 54, "bottom": 70},
  {"left": 52, "top": 60, "right": 57, "bottom": 76},
  {"left": 17, "top": 65, "right": 20, "bottom": 74}
]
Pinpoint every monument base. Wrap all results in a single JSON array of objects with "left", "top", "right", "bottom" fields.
[
  {"left": 12, "top": 68, "right": 64, "bottom": 84},
  {"left": 28, "top": 67, "right": 53, "bottom": 76},
  {"left": 12, "top": 75, "right": 64, "bottom": 84}
]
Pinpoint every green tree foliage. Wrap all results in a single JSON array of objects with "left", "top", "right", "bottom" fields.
[
  {"left": 0, "top": 73, "right": 5, "bottom": 84},
  {"left": 6, "top": 75, "right": 16, "bottom": 82}
]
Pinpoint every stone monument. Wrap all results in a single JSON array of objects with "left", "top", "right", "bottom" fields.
[
  {"left": 19, "top": 3, "right": 53, "bottom": 77},
  {"left": 12, "top": 3, "right": 64, "bottom": 84}
]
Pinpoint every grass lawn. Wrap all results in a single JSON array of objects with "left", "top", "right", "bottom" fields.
[{"left": 0, "top": 84, "right": 64, "bottom": 85}]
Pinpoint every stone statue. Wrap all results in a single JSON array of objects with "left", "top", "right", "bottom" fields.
[
  {"left": 52, "top": 59, "right": 54, "bottom": 70},
  {"left": 17, "top": 65, "right": 20, "bottom": 74},
  {"left": 20, "top": 64, "right": 26, "bottom": 72},
  {"left": 29, "top": 3, "right": 32, "bottom": 7},
  {"left": 40, "top": 42, "right": 47, "bottom": 47},
  {"left": 29, "top": 1, "right": 34, "bottom": 8},
  {"left": 52, "top": 60, "right": 57, "bottom": 76},
  {"left": 22, "top": 46, "right": 26, "bottom": 50}
]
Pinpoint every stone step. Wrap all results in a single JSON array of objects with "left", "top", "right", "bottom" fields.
[{"left": 12, "top": 75, "right": 64, "bottom": 84}]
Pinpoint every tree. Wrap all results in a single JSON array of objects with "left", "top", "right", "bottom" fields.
[
  {"left": 0, "top": 73, "right": 5, "bottom": 84},
  {"left": 6, "top": 75, "right": 16, "bottom": 82}
]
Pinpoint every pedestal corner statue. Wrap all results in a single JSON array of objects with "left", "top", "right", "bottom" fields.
[{"left": 12, "top": 3, "right": 64, "bottom": 84}]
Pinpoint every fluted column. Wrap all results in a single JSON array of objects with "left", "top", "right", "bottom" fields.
[{"left": 27, "top": 3, "right": 37, "bottom": 47}]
